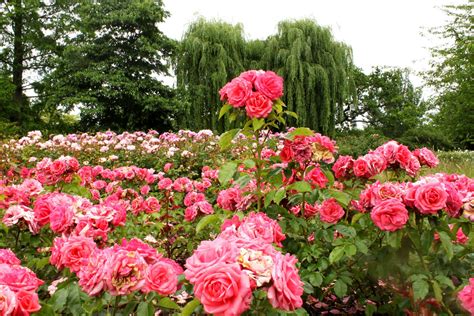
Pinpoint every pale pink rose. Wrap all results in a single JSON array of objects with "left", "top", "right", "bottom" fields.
[
  {"left": 184, "top": 239, "right": 239, "bottom": 283},
  {"left": 332, "top": 155, "right": 354, "bottom": 179},
  {"left": 414, "top": 182, "right": 447, "bottom": 214},
  {"left": 319, "top": 198, "right": 345, "bottom": 224},
  {"left": 77, "top": 250, "right": 108, "bottom": 296},
  {"left": 0, "top": 264, "right": 44, "bottom": 292},
  {"left": 19, "top": 179, "right": 43, "bottom": 196},
  {"left": 0, "top": 285, "right": 17, "bottom": 316},
  {"left": 237, "top": 212, "right": 285, "bottom": 247},
  {"left": 193, "top": 262, "right": 252, "bottom": 316},
  {"left": 372, "top": 182, "right": 404, "bottom": 204},
  {"left": 254, "top": 70, "right": 284, "bottom": 100},
  {"left": 105, "top": 250, "right": 147, "bottom": 296},
  {"left": 267, "top": 252, "right": 303, "bottom": 311},
  {"left": 304, "top": 166, "right": 328, "bottom": 189},
  {"left": 0, "top": 249, "right": 21, "bottom": 265},
  {"left": 50, "top": 235, "right": 98, "bottom": 273},
  {"left": 370, "top": 198, "right": 409, "bottom": 231},
  {"left": 13, "top": 290, "right": 41, "bottom": 315},
  {"left": 413, "top": 148, "right": 439, "bottom": 168},
  {"left": 245, "top": 91, "right": 273, "bottom": 119},
  {"left": 142, "top": 261, "right": 178, "bottom": 295},
  {"left": 458, "top": 278, "right": 474, "bottom": 314},
  {"left": 2, "top": 205, "right": 39, "bottom": 234}
]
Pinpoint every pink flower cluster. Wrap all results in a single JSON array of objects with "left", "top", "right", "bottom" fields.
[
  {"left": 280, "top": 134, "right": 337, "bottom": 165},
  {"left": 50, "top": 236, "right": 181, "bottom": 297},
  {"left": 35, "top": 156, "right": 80, "bottom": 185},
  {"left": 290, "top": 198, "right": 345, "bottom": 223},
  {"left": 458, "top": 278, "right": 474, "bottom": 314},
  {"left": 0, "top": 249, "right": 43, "bottom": 315},
  {"left": 219, "top": 70, "right": 283, "bottom": 119},
  {"left": 353, "top": 173, "right": 473, "bottom": 231},
  {"left": 333, "top": 141, "right": 439, "bottom": 179},
  {"left": 184, "top": 213, "right": 302, "bottom": 315}
]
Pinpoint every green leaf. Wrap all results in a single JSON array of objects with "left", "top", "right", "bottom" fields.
[
  {"left": 327, "top": 189, "right": 351, "bottom": 207},
  {"left": 242, "top": 159, "right": 256, "bottom": 168},
  {"left": 334, "top": 224, "right": 356, "bottom": 238},
  {"left": 219, "top": 104, "right": 232, "bottom": 119},
  {"left": 431, "top": 280, "right": 443, "bottom": 302},
  {"left": 351, "top": 212, "right": 365, "bottom": 225},
  {"left": 252, "top": 118, "right": 265, "bottom": 131},
  {"left": 413, "top": 279, "right": 429, "bottom": 301},
  {"left": 438, "top": 231, "right": 453, "bottom": 261},
  {"left": 137, "top": 302, "right": 154, "bottom": 316},
  {"left": 334, "top": 279, "right": 347, "bottom": 298},
  {"left": 287, "top": 181, "right": 312, "bottom": 193},
  {"left": 34, "top": 304, "right": 55, "bottom": 316},
  {"left": 52, "top": 288, "right": 68, "bottom": 312},
  {"left": 365, "top": 303, "right": 377, "bottom": 316},
  {"left": 218, "top": 161, "right": 238, "bottom": 185},
  {"left": 274, "top": 99, "right": 284, "bottom": 113},
  {"left": 284, "top": 110, "right": 298, "bottom": 119},
  {"left": 308, "top": 272, "right": 323, "bottom": 287},
  {"left": 287, "top": 127, "right": 314, "bottom": 140},
  {"left": 273, "top": 188, "right": 287, "bottom": 205},
  {"left": 196, "top": 214, "right": 221, "bottom": 233},
  {"left": 435, "top": 275, "right": 454, "bottom": 289},
  {"left": 219, "top": 129, "right": 240, "bottom": 150},
  {"left": 329, "top": 246, "right": 345, "bottom": 264},
  {"left": 158, "top": 297, "right": 180, "bottom": 310},
  {"left": 344, "top": 244, "right": 357, "bottom": 257},
  {"left": 234, "top": 175, "right": 252, "bottom": 188},
  {"left": 355, "top": 239, "right": 368, "bottom": 254},
  {"left": 264, "top": 191, "right": 276, "bottom": 208},
  {"left": 180, "top": 298, "right": 201, "bottom": 316}
]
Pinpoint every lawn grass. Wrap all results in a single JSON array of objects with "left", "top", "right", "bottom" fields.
[{"left": 423, "top": 151, "right": 474, "bottom": 178}]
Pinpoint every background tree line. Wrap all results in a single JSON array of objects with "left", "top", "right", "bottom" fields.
[{"left": 0, "top": 0, "right": 471, "bottom": 149}]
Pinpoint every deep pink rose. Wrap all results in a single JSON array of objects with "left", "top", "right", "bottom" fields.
[
  {"left": 50, "top": 235, "right": 98, "bottom": 273},
  {"left": 49, "top": 204, "right": 75, "bottom": 233},
  {"left": 304, "top": 166, "right": 328, "bottom": 189},
  {"left": 395, "top": 145, "right": 411, "bottom": 166},
  {"left": 370, "top": 198, "right": 409, "bottom": 231},
  {"left": 375, "top": 141, "right": 399, "bottom": 165},
  {"left": 0, "top": 249, "right": 21, "bottom": 265},
  {"left": 50, "top": 159, "right": 67, "bottom": 176},
  {"left": 0, "top": 264, "right": 43, "bottom": 292},
  {"left": 14, "top": 290, "right": 41, "bottom": 315},
  {"left": 332, "top": 155, "right": 354, "bottom": 179},
  {"left": 353, "top": 158, "right": 369, "bottom": 178},
  {"left": 239, "top": 70, "right": 262, "bottom": 84},
  {"left": 184, "top": 192, "right": 206, "bottom": 207},
  {"left": 105, "top": 250, "right": 147, "bottom": 296},
  {"left": 120, "top": 238, "right": 161, "bottom": 265},
  {"left": 33, "top": 194, "right": 52, "bottom": 226},
  {"left": 414, "top": 182, "right": 447, "bottom": 214},
  {"left": 458, "top": 278, "right": 474, "bottom": 314},
  {"left": 413, "top": 148, "right": 439, "bottom": 168},
  {"left": 245, "top": 91, "right": 273, "bottom": 119},
  {"left": 77, "top": 250, "right": 108, "bottom": 296},
  {"left": 254, "top": 71, "right": 284, "bottom": 100},
  {"left": 279, "top": 141, "right": 294, "bottom": 162},
  {"left": 142, "top": 261, "right": 178, "bottom": 295},
  {"left": 224, "top": 77, "right": 253, "bottom": 107},
  {"left": 303, "top": 202, "right": 319, "bottom": 218},
  {"left": 444, "top": 182, "right": 463, "bottom": 217},
  {"left": 193, "top": 262, "right": 252, "bottom": 316},
  {"left": 319, "top": 198, "right": 345, "bottom": 224},
  {"left": 267, "top": 252, "right": 303, "bottom": 311}
]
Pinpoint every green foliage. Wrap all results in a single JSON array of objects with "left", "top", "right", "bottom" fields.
[
  {"left": 335, "top": 129, "right": 390, "bottom": 157},
  {"left": 424, "top": 3, "right": 473, "bottom": 149},
  {"left": 39, "top": 0, "right": 176, "bottom": 131}
]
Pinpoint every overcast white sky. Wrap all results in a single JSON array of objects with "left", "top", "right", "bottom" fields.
[{"left": 161, "top": 0, "right": 463, "bottom": 93}]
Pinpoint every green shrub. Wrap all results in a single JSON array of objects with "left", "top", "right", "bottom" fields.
[{"left": 335, "top": 129, "right": 390, "bottom": 157}]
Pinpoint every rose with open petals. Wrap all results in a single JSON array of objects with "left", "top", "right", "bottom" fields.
[
  {"left": 370, "top": 198, "right": 409, "bottom": 231},
  {"left": 77, "top": 250, "right": 108, "bottom": 296},
  {"left": 220, "top": 77, "right": 252, "bottom": 108},
  {"left": 0, "top": 264, "right": 44, "bottom": 292},
  {"left": 254, "top": 71, "right": 283, "bottom": 100},
  {"left": 14, "top": 290, "right": 41, "bottom": 315},
  {"left": 267, "top": 252, "right": 303, "bottom": 311},
  {"left": 245, "top": 91, "right": 273, "bottom": 119},
  {"left": 142, "top": 261, "right": 178, "bottom": 295},
  {"left": 304, "top": 166, "right": 328, "bottom": 189},
  {"left": 353, "top": 158, "right": 369, "bottom": 178},
  {"left": 0, "top": 249, "right": 21, "bottom": 265},
  {"left": 332, "top": 155, "right": 354, "bottom": 179},
  {"left": 319, "top": 198, "right": 344, "bottom": 224},
  {"left": 50, "top": 235, "right": 98, "bottom": 273},
  {"left": 458, "top": 278, "right": 474, "bottom": 314},
  {"left": 105, "top": 250, "right": 147, "bottom": 296},
  {"left": 413, "top": 147, "right": 439, "bottom": 168},
  {"left": 237, "top": 212, "right": 285, "bottom": 247},
  {"left": 414, "top": 182, "right": 447, "bottom": 214},
  {"left": 0, "top": 285, "right": 17, "bottom": 315},
  {"left": 193, "top": 262, "right": 252, "bottom": 316}
]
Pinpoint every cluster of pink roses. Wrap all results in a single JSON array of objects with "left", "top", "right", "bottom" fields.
[
  {"left": 290, "top": 198, "right": 345, "bottom": 223},
  {"left": 34, "top": 156, "right": 80, "bottom": 185},
  {"left": 219, "top": 70, "right": 284, "bottom": 119},
  {"left": 458, "top": 278, "right": 474, "bottom": 314},
  {"left": 280, "top": 134, "right": 337, "bottom": 165},
  {"left": 184, "top": 212, "right": 303, "bottom": 315},
  {"left": 333, "top": 141, "right": 439, "bottom": 179},
  {"left": 353, "top": 172, "right": 473, "bottom": 231},
  {"left": 0, "top": 249, "right": 43, "bottom": 315},
  {"left": 51, "top": 236, "right": 181, "bottom": 297}
]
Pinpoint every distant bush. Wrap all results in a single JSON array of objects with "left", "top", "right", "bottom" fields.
[
  {"left": 335, "top": 129, "right": 390, "bottom": 157},
  {"left": 397, "top": 127, "right": 454, "bottom": 151}
]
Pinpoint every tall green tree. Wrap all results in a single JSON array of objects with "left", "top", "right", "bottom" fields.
[
  {"left": 175, "top": 18, "right": 246, "bottom": 132},
  {"left": 262, "top": 19, "right": 356, "bottom": 136},
  {"left": 424, "top": 3, "right": 473, "bottom": 148},
  {"left": 0, "top": 0, "right": 75, "bottom": 127},
  {"left": 341, "top": 67, "right": 426, "bottom": 138},
  {"left": 40, "top": 0, "right": 176, "bottom": 131}
]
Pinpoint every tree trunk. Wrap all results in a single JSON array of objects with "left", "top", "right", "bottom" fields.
[{"left": 12, "top": 0, "right": 24, "bottom": 123}]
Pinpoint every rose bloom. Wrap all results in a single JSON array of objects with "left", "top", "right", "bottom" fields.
[
  {"left": 237, "top": 212, "right": 285, "bottom": 247},
  {"left": 0, "top": 264, "right": 44, "bottom": 292},
  {"left": 304, "top": 166, "right": 328, "bottom": 189},
  {"left": 0, "top": 249, "right": 21, "bottom": 265},
  {"left": 353, "top": 157, "right": 369, "bottom": 178},
  {"left": 50, "top": 159, "right": 68, "bottom": 176},
  {"left": 458, "top": 278, "right": 474, "bottom": 314},
  {"left": 245, "top": 91, "right": 273, "bottom": 119},
  {"left": 193, "top": 262, "right": 252, "bottom": 316},
  {"left": 395, "top": 145, "right": 412, "bottom": 166},
  {"left": 267, "top": 252, "right": 303, "bottom": 311},
  {"left": 217, "top": 188, "right": 244, "bottom": 211},
  {"left": 49, "top": 204, "right": 75, "bottom": 233},
  {"left": 0, "top": 285, "right": 17, "bottom": 315},
  {"left": 370, "top": 198, "right": 409, "bottom": 231},
  {"left": 414, "top": 182, "right": 448, "bottom": 214},
  {"left": 221, "top": 77, "right": 253, "bottom": 108},
  {"left": 77, "top": 250, "right": 108, "bottom": 296},
  {"left": 14, "top": 290, "right": 41, "bottom": 315},
  {"left": 413, "top": 147, "right": 439, "bottom": 168},
  {"left": 303, "top": 202, "right": 319, "bottom": 218},
  {"left": 105, "top": 249, "right": 147, "bottom": 296},
  {"left": 142, "top": 260, "right": 178, "bottom": 295},
  {"left": 50, "top": 235, "right": 98, "bottom": 273},
  {"left": 375, "top": 141, "right": 399, "bottom": 165},
  {"left": 254, "top": 70, "right": 283, "bottom": 100},
  {"left": 332, "top": 155, "right": 354, "bottom": 179},
  {"left": 279, "top": 140, "right": 294, "bottom": 162},
  {"left": 120, "top": 238, "right": 162, "bottom": 265},
  {"left": 319, "top": 198, "right": 345, "bottom": 224}
]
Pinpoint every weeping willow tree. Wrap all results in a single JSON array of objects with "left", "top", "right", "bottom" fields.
[
  {"left": 262, "top": 19, "right": 355, "bottom": 135},
  {"left": 175, "top": 18, "right": 246, "bottom": 132}
]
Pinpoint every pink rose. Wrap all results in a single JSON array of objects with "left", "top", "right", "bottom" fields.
[
  {"left": 77, "top": 250, "right": 108, "bottom": 296},
  {"left": 193, "top": 262, "right": 252, "bottom": 316},
  {"left": 217, "top": 188, "right": 244, "bottom": 211},
  {"left": 184, "top": 192, "right": 206, "bottom": 207},
  {"left": 105, "top": 250, "right": 147, "bottom": 296},
  {"left": 353, "top": 158, "right": 369, "bottom": 178},
  {"left": 14, "top": 290, "right": 41, "bottom": 315},
  {"left": 370, "top": 198, "right": 409, "bottom": 231},
  {"left": 50, "top": 235, "right": 98, "bottom": 273},
  {"left": 267, "top": 252, "right": 303, "bottom": 311},
  {"left": 364, "top": 153, "right": 387, "bottom": 177},
  {"left": 414, "top": 182, "right": 447, "bottom": 214},
  {"left": 50, "top": 204, "right": 75, "bottom": 233},
  {"left": 245, "top": 91, "right": 273, "bottom": 119},
  {"left": 303, "top": 202, "right": 319, "bottom": 218},
  {"left": 332, "top": 155, "right": 354, "bottom": 179},
  {"left": 413, "top": 148, "right": 439, "bottom": 168},
  {"left": 120, "top": 238, "right": 161, "bottom": 264},
  {"left": 143, "top": 197, "right": 161, "bottom": 214},
  {"left": 50, "top": 159, "right": 67, "bottom": 176},
  {"left": 458, "top": 278, "right": 474, "bottom": 314},
  {"left": 0, "top": 285, "right": 17, "bottom": 315},
  {"left": 279, "top": 141, "right": 294, "bottom": 162},
  {"left": 254, "top": 71, "right": 284, "bottom": 100},
  {"left": 142, "top": 261, "right": 178, "bottom": 295},
  {"left": 375, "top": 141, "right": 399, "bottom": 165},
  {"left": 319, "top": 198, "right": 345, "bottom": 224},
  {"left": 395, "top": 145, "right": 411, "bottom": 166},
  {"left": 0, "top": 249, "right": 21, "bottom": 265},
  {"left": 0, "top": 264, "right": 43, "bottom": 292},
  {"left": 237, "top": 212, "right": 285, "bottom": 247},
  {"left": 239, "top": 70, "right": 261, "bottom": 84},
  {"left": 304, "top": 166, "right": 328, "bottom": 189},
  {"left": 291, "top": 136, "right": 313, "bottom": 164},
  {"left": 223, "top": 77, "right": 253, "bottom": 108}
]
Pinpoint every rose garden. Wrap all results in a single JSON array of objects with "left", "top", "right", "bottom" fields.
[{"left": 0, "top": 70, "right": 472, "bottom": 315}]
